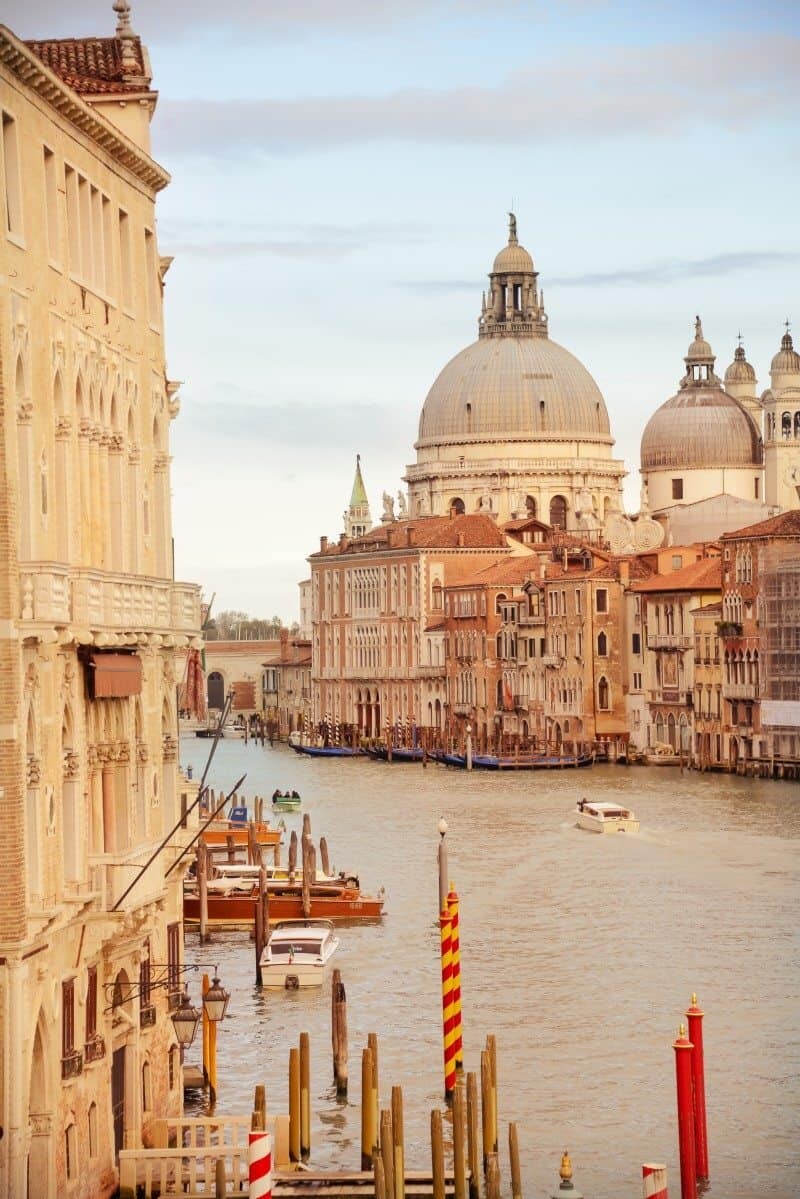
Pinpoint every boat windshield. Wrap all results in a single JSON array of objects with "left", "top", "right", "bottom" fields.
[{"left": 270, "top": 940, "right": 324, "bottom": 956}]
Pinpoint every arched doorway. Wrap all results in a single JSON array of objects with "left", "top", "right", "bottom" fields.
[
  {"left": 110, "top": 970, "right": 133, "bottom": 1157},
  {"left": 27, "top": 1015, "right": 52, "bottom": 1199},
  {"left": 207, "top": 671, "right": 225, "bottom": 711},
  {"left": 450, "top": 497, "right": 465, "bottom": 516},
  {"left": 549, "top": 495, "right": 567, "bottom": 529},
  {"left": 525, "top": 496, "right": 537, "bottom": 519}
]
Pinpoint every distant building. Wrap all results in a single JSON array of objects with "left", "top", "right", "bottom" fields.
[
  {"left": 0, "top": 7, "right": 201, "bottom": 1195},
  {"left": 203, "top": 640, "right": 279, "bottom": 714},
  {"left": 761, "top": 329, "right": 800, "bottom": 511},
  {"left": 262, "top": 629, "right": 312, "bottom": 738}
]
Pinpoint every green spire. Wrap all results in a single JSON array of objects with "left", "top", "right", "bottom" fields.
[{"left": 350, "top": 454, "right": 368, "bottom": 508}]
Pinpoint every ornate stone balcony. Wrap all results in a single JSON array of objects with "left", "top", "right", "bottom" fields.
[
  {"left": 541, "top": 653, "right": 563, "bottom": 667},
  {"left": 19, "top": 563, "right": 201, "bottom": 638},
  {"left": 723, "top": 682, "right": 759, "bottom": 700},
  {"left": 647, "top": 633, "right": 694, "bottom": 650}
]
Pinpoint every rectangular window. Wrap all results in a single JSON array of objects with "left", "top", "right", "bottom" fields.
[
  {"left": 633, "top": 671, "right": 642, "bottom": 690},
  {"left": 62, "top": 979, "right": 75, "bottom": 1057},
  {"left": 139, "top": 954, "right": 152, "bottom": 1009},
  {"left": 632, "top": 632, "right": 641, "bottom": 655},
  {"left": 560, "top": 590, "right": 566, "bottom": 615},
  {"left": 65, "top": 165, "right": 80, "bottom": 269},
  {"left": 754, "top": 476, "right": 760, "bottom": 499},
  {"left": 78, "top": 174, "right": 91, "bottom": 281},
  {"left": 596, "top": 588, "right": 608, "bottom": 613},
  {"left": 576, "top": 631, "right": 583, "bottom": 658},
  {"left": 43, "top": 146, "right": 60, "bottom": 262},
  {"left": 102, "top": 195, "right": 114, "bottom": 296},
  {"left": 144, "top": 227, "right": 160, "bottom": 325},
  {"left": 672, "top": 555, "right": 683, "bottom": 570},
  {"left": 85, "top": 966, "right": 97, "bottom": 1042},
  {"left": 167, "top": 922, "right": 180, "bottom": 1001},
  {"left": 2, "top": 111, "right": 23, "bottom": 239},
  {"left": 575, "top": 589, "right": 582, "bottom": 615},
  {"left": 65, "top": 1124, "right": 77, "bottom": 1181},
  {"left": 672, "top": 478, "right": 684, "bottom": 500}
]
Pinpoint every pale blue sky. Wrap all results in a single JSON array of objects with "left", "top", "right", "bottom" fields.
[{"left": 12, "top": 1, "right": 800, "bottom": 619}]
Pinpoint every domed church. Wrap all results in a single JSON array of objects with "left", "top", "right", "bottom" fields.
[{"left": 404, "top": 216, "right": 626, "bottom": 529}]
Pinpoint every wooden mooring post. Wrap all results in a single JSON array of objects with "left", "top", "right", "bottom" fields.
[
  {"left": 466, "top": 1073, "right": 479, "bottom": 1199},
  {"left": 452, "top": 1080, "right": 467, "bottom": 1199},
  {"left": 373, "top": 1153, "right": 387, "bottom": 1199},
  {"left": 300, "top": 1032, "right": 311, "bottom": 1159},
  {"left": 486, "top": 1035, "right": 498, "bottom": 1154},
  {"left": 430, "top": 1109, "right": 445, "bottom": 1199},
  {"left": 368, "top": 1033, "right": 380, "bottom": 1141},
  {"left": 508, "top": 1123, "right": 522, "bottom": 1199},
  {"left": 331, "top": 968, "right": 348, "bottom": 1094},
  {"left": 289, "top": 1047, "right": 301, "bottom": 1163},
  {"left": 197, "top": 843, "right": 210, "bottom": 944},
  {"left": 480, "top": 1051, "right": 492, "bottom": 1172},
  {"left": 391, "top": 1085, "right": 405, "bottom": 1199},
  {"left": 380, "top": 1110, "right": 394, "bottom": 1199},
  {"left": 361, "top": 1047, "right": 377, "bottom": 1170}
]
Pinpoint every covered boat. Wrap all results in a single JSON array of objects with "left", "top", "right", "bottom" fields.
[
  {"left": 261, "top": 920, "right": 339, "bottom": 989},
  {"left": 575, "top": 800, "right": 639, "bottom": 834}
]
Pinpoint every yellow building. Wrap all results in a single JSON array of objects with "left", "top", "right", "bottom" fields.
[{"left": 0, "top": 7, "right": 201, "bottom": 1196}]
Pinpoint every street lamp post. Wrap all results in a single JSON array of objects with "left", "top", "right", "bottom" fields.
[{"left": 437, "top": 817, "right": 448, "bottom": 915}]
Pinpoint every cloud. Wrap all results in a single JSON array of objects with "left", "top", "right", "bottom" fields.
[
  {"left": 152, "top": 35, "right": 800, "bottom": 158},
  {"left": 397, "top": 250, "right": 800, "bottom": 292},
  {"left": 3, "top": 0, "right": 531, "bottom": 40},
  {"left": 160, "top": 219, "right": 436, "bottom": 261}
]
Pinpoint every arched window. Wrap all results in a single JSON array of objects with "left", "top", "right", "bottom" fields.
[
  {"left": 597, "top": 676, "right": 609, "bottom": 710},
  {"left": 549, "top": 495, "right": 567, "bottom": 529},
  {"left": 782, "top": 412, "right": 792, "bottom": 438},
  {"left": 525, "top": 495, "right": 537, "bottom": 518},
  {"left": 450, "top": 497, "right": 465, "bottom": 516},
  {"left": 495, "top": 592, "right": 507, "bottom": 615},
  {"left": 432, "top": 580, "right": 442, "bottom": 610},
  {"left": 795, "top": 411, "right": 800, "bottom": 438},
  {"left": 597, "top": 630, "right": 608, "bottom": 656}
]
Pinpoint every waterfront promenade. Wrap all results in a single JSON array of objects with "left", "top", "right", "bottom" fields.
[{"left": 180, "top": 737, "right": 799, "bottom": 1199}]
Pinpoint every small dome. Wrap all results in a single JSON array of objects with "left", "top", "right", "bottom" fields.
[
  {"left": 685, "top": 316, "right": 714, "bottom": 363},
  {"left": 771, "top": 330, "right": 800, "bottom": 375},
  {"left": 724, "top": 343, "right": 756, "bottom": 384},
  {"left": 641, "top": 388, "right": 762, "bottom": 470},
  {"left": 493, "top": 241, "right": 534, "bottom": 274}
]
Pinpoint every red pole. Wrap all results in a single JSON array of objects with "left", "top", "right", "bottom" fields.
[
  {"left": 685, "top": 994, "right": 708, "bottom": 1182},
  {"left": 673, "top": 1025, "right": 697, "bottom": 1199}
]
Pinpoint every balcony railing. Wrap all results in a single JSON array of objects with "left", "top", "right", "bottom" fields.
[
  {"left": 723, "top": 683, "right": 760, "bottom": 699},
  {"left": 513, "top": 695, "right": 529, "bottom": 710},
  {"left": 541, "top": 654, "right": 563, "bottom": 668},
  {"left": 519, "top": 611, "right": 545, "bottom": 626},
  {"left": 19, "top": 564, "right": 201, "bottom": 634},
  {"left": 139, "top": 1005, "right": 157, "bottom": 1030},
  {"left": 452, "top": 703, "right": 473, "bottom": 716},
  {"left": 647, "top": 633, "right": 694, "bottom": 650},
  {"left": 61, "top": 1051, "right": 83, "bottom": 1081},
  {"left": 84, "top": 1036, "right": 106, "bottom": 1064}
]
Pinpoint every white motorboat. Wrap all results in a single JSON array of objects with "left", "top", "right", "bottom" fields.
[
  {"left": 260, "top": 919, "right": 340, "bottom": 989},
  {"left": 575, "top": 800, "right": 639, "bottom": 834}
]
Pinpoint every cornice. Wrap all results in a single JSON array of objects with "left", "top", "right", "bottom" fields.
[{"left": 0, "top": 26, "right": 170, "bottom": 194}]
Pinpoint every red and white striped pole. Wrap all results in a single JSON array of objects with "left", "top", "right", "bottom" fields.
[
  {"left": 642, "top": 1163, "right": 668, "bottom": 1199},
  {"left": 673, "top": 1024, "right": 697, "bottom": 1199},
  {"left": 685, "top": 994, "right": 708, "bottom": 1182},
  {"left": 249, "top": 1128, "right": 272, "bottom": 1199}
]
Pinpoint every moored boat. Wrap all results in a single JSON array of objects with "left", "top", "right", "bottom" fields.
[
  {"left": 575, "top": 800, "right": 639, "bottom": 834},
  {"left": 260, "top": 919, "right": 340, "bottom": 989},
  {"left": 200, "top": 819, "right": 282, "bottom": 850},
  {"left": 366, "top": 746, "right": 425, "bottom": 763},
  {"left": 291, "top": 744, "right": 364, "bottom": 758},
  {"left": 184, "top": 879, "right": 385, "bottom": 927}
]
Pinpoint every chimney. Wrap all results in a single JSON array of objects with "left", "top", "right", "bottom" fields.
[
  {"left": 320, "top": 536, "right": 328, "bottom": 552},
  {"left": 456, "top": 532, "right": 465, "bottom": 547},
  {"left": 619, "top": 560, "right": 630, "bottom": 587},
  {"left": 280, "top": 627, "right": 289, "bottom": 661}
]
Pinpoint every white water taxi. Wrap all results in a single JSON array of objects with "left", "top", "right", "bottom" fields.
[
  {"left": 260, "top": 919, "right": 340, "bottom": 989},
  {"left": 575, "top": 800, "right": 639, "bottom": 834}
]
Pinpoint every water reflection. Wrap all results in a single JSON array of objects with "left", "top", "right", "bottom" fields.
[{"left": 181, "top": 736, "right": 800, "bottom": 1198}]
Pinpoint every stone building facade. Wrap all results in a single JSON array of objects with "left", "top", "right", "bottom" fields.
[
  {"left": 262, "top": 630, "right": 312, "bottom": 739},
  {"left": 0, "top": 10, "right": 201, "bottom": 1197}
]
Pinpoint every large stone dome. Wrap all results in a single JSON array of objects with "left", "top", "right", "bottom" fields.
[{"left": 416, "top": 334, "right": 612, "bottom": 447}]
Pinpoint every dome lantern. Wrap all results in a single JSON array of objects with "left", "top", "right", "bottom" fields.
[
  {"left": 480, "top": 213, "right": 548, "bottom": 339},
  {"left": 683, "top": 315, "right": 717, "bottom": 386},
  {"left": 770, "top": 320, "right": 800, "bottom": 382}
]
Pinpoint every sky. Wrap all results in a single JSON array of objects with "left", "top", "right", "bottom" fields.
[{"left": 10, "top": 1, "right": 800, "bottom": 620}]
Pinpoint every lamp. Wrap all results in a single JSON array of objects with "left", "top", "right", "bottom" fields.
[
  {"left": 171, "top": 989, "right": 202, "bottom": 1047},
  {"left": 203, "top": 974, "right": 230, "bottom": 1023},
  {"left": 438, "top": 817, "right": 448, "bottom": 839}
]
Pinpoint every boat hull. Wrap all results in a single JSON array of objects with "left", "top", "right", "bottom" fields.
[
  {"left": 200, "top": 822, "right": 281, "bottom": 849},
  {"left": 291, "top": 745, "right": 364, "bottom": 758},
  {"left": 184, "top": 887, "right": 384, "bottom": 927},
  {"left": 576, "top": 813, "right": 640, "bottom": 834},
  {"left": 439, "top": 752, "right": 593, "bottom": 770}
]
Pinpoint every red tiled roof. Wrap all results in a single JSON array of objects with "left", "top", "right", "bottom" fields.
[
  {"left": 25, "top": 35, "right": 150, "bottom": 94},
  {"left": 585, "top": 556, "right": 653, "bottom": 582},
  {"left": 719, "top": 509, "right": 800, "bottom": 541},
  {"left": 632, "top": 558, "right": 721, "bottom": 593},
  {"left": 315, "top": 514, "right": 508, "bottom": 556},
  {"left": 469, "top": 556, "right": 542, "bottom": 586}
]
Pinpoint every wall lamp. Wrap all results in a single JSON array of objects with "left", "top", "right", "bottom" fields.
[{"left": 104, "top": 964, "right": 230, "bottom": 1049}]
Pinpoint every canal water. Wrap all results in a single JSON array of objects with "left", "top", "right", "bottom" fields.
[{"left": 179, "top": 736, "right": 799, "bottom": 1199}]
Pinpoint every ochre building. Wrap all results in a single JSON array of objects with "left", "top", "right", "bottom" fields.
[{"left": 0, "top": 8, "right": 201, "bottom": 1196}]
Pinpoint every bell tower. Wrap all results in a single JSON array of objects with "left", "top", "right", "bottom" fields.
[
  {"left": 762, "top": 324, "right": 800, "bottom": 510},
  {"left": 343, "top": 454, "right": 372, "bottom": 539}
]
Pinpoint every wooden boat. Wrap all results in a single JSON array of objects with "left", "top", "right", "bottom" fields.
[
  {"left": 260, "top": 920, "right": 340, "bottom": 989},
  {"left": 183, "top": 877, "right": 385, "bottom": 927},
  {"left": 437, "top": 751, "right": 593, "bottom": 770},
  {"left": 199, "top": 819, "right": 282, "bottom": 850},
  {"left": 575, "top": 800, "right": 639, "bottom": 834},
  {"left": 290, "top": 744, "right": 364, "bottom": 758},
  {"left": 366, "top": 746, "right": 425, "bottom": 763}
]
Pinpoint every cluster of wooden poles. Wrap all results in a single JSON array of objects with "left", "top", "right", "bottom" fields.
[{"left": 284, "top": 995, "right": 521, "bottom": 1199}]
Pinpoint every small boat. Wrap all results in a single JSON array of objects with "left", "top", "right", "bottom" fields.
[
  {"left": 260, "top": 919, "right": 340, "bottom": 989},
  {"left": 200, "top": 819, "right": 282, "bottom": 850},
  {"left": 272, "top": 791, "right": 302, "bottom": 810},
  {"left": 183, "top": 877, "right": 385, "bottom": 927},
  {"left": 437, "top": 751, "right": 593, "bottom": 770},
  {"left": 291, "top": 744, "right": 364, "bottom": 758},
  {"left": 575, "top": 800, "right": 639, "bottom": 834},
  {"left": 366, "top": 746, "right": 425, "bottom": 763}
]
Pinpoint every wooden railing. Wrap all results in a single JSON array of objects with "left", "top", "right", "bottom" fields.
[{"left": 119, "top": 1115, "right": 256, "bottom": 1198}]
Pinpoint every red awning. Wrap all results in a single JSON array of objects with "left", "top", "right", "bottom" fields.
[{"left": 88, "top": 653, "right": 142, "bottom": 698}]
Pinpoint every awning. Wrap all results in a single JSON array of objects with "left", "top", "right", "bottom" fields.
[{"left": 87, "top": 652, "right": 142, "bottom": 698}]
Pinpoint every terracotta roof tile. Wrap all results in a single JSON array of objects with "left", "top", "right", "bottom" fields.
[
  {"left": 469, "top": 557, "right": 541, "bottom": 586},
  {"left": 586, "top": 557, "right": 653, "bottom": 582},
  {"left": 25, "top": 35, "right": 150, "bottom": 95},
  {"left": 315, "top": 514, "right": 508, "bottom": 555},
  {"left": 632, "top": 557, "right": 721, "bottom": 593},
  {"left": 719, "top": 509, "right": 800, "bottom": 540}
]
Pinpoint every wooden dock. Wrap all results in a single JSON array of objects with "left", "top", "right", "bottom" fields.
[{"left": 273, "top": 1169, "right": 465, "bottom": 1198}]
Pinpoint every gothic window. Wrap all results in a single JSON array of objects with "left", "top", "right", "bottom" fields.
[
  {"left": 526, "top": 495, "right": 537, "bottom": 518},
  {"left": 795, "top": 411, "right": 800, "bottom": 438},
  {"left": 597, "top": 676, "right": 610, "bottom": 710},
  {"left": 597, "top": 630, "right": 608, "bottom": 656},
  {"left": 782, "top": 412, "right": 791, "bottom": 438}
]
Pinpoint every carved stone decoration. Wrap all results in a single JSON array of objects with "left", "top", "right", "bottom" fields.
[
  {"left": 108, "top": 433, "right": 125, "bottom": 453},
  {"left": 24, "top": 661, "right": 38, "bottom": 694},
  {"left": 63, "top": 751, "right": 81, "bottom": 780},
  {"left": 128, "top": 444, "right": 141, "bottom": 465},
  {"left": 162, "top": 735, "right": 178, "bottom": 762},
  {"left": 115, "top": 742, "right": 131, "bottom": 764},
  {"left": 154, "top": 452, "right": 171, "bottom": 473},
  {"left": 86, "top": 744, "right": 99, "bottom": 768},
  {"left": 28, "top": 1114, "right": 53, "bottom": 1138},
  {"left": 137, "top": 742, "right": 149, "bottom": 764},
  {"left": 21, "top": 576, "right": 34, "bottom": 621},
  {"left": 26, "top": 755, "right": 41, "bottom": 787},
  {"left": 55, "top": 415, "right": 72, "bottom": 440},
  {"left": 634, "top": 514, "right": 666, "bottom": 551},
  {"left": 79, "top": 417, "right": 92, "bottom": 440},
  {"left": 605, "top": 511, "right": 636, "bottom": 556},
  {"left": 17, "top": 399, "right": 33, "bottom": 424}
]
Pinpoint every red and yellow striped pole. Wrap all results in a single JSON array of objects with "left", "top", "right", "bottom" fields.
[
  {"left": 440, "top": 905, "right": 457, "bottom": 1098},
  {"left": 685, "top": 994, "right": 708, "bottom": 1183},
  {"left": 447, "top": 883, "right": 463, "bottom": 1072}
]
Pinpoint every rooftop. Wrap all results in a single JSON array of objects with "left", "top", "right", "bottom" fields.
[
  {"left": 631, "top": 558, "right": 722, "bottom": 593},
  {"left": 719, "top": 509, "right": 800, "bottom": 541}
]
